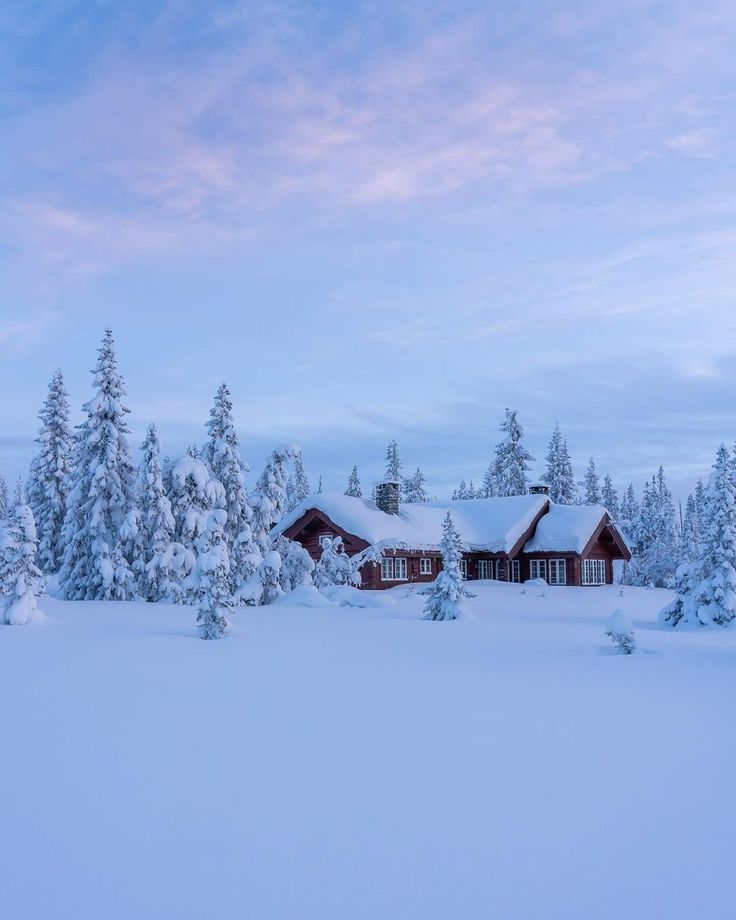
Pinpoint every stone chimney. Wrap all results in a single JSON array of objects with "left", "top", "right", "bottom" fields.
[
  {"left": 529, "top": 483, "right": 550, "bottom": 496},
  {"left": 375, "top": 480, "right": 400, "bottom": 515}
]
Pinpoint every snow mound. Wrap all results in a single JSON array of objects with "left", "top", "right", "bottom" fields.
[
  {"left": 320, "top": 585, "right": 397, "bottom": 608},
  {"left": 274, "top": 585, "right": 336, "bottom": 608}
]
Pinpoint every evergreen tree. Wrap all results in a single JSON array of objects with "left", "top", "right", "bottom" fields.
[
  {"left": 137, "top": 424, "right": 191, "bottom": 602},
  {"left": 291, "top": 450, "right": 310, "bottom": 505},
  {"left": 230, "top": 521, "right": 263, "bottom": 605},
  {"left": 345, "top": 466, "right": 362, "bottom": 498},
  {"left": 169, "top": 453, "right": 225, "bottom": 557},
  {"left": 601, "top": 475, "right": 619, "bottom": 519},
  {"left": 203, "top": 383, "right": 251, "bottom": 545},
  {"left": 403, "top": 467, "right": 428, "bottom": 503},
  {"left": 193, "top": 509, "right": 232, "bottom": 640},
  {"left": 479, "top": 463, "right": 497, "bottom": 499},
  {"left": 624, "top": 468, "right": 678, "bottom": 588},
  {"left": 493, "top": 409, "right": 534, "bottom": 497},
  {"left": 26, "top": 369, "right": 73, "bottom": 573},
  {"left": 542, "top": 423, "right": 576, "bottom": 504},
  {"left": 423, "top": 512, "right": 473, "bottom": 621},
  {"left": 313, "top": 537, "right": 360, "bottom": 588},
  {"left": 317, "top": 475, "right": 323, "bottom": 494},
  {"left": 0, "top": 472, "right": 8, "bottom": 520},
  {"left": 250, "top": 445, "right": 294, "bottom": 554},
  {"left": 661, "top": 445, "right": 736, "bottom": 627},
  {"left": 385, "top": 439, "right": 402, "bottom": 482},
  {"left": 619, "top": 484, "right": 638, "bottom": 542},
  {"left": 258, "top": 550, "right": 283, "bottom": 605},
  {"left": 605, "top": 609, "right": 636, "bottom": 654},
  {"left": 276, "top": 535, "right": 315, "bottom": 592},
  {"left": 582, "top": 458, "right": 602, "bottom": 505},
  {"left": 0, "top": 483, "right": 45, "bottom": 625},
  {"left": 59, "top": 330, "right": 137, "bottom": 600}
]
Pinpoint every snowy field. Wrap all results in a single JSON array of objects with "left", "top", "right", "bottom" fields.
[{"left": 2, "top": 582, "right": 736, "bottom": 920}]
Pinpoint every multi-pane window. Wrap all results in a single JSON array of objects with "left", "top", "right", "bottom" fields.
[
  {"left": 419, "top": 558, "right": 433, "bottom": 576},
  {"left": 459, "top": 559, "right": 468, "bottom": 579},
  {"left": 582, "top": 559, "right": 606, "bottom": 585},
  {"left": 548, "top": 559, "right": 567, "bottom": 586},
  {"left": 477, "top": 559, "right": 498, "bottom": 580},
  {"left": 530, "top": 559, "right": 547, "bottom": 581},
  {"left": 510, "top": 560, "right": 520, "bottom": 583},
  {"left": 381, "top": 557, "right": 408, "bottom": 582}
]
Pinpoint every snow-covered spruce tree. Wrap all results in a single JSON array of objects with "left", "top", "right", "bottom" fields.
[
  {"left": 313, "top": 536, "right": 360, "bottom": 589},
  {"left": 230, "top": 521, "right": 263, "bottom": 605},
  {"left": 385, "top": 439, "right": 402, "bottom": 482},
  {"left": 601, "top": 475, "right": 619, "bottom": 519},
  {"left": 169, "top": 453, "right": 225, "bottom": 557},
  {"left": 403, "top": 467, "right": 428, "bottom": 503},
  {"left": 136, "top": 424, "right": 191, "bottom": 603},
  {"left": 423, "top": 512, "right": 473, "bottom": 621},
  {"left": 662, "top": 445, "right": 736, "bottom": 627},
  {"left": 259, "top": 550, "right": 283, "bottom": 605},
  {"left": 345, "top": 465, "right": 362, "bottom": 498},
  {"left": 582, "top": 458, "right": 602, "bottom": 505},
  {"left": 542, "top": 423, "right": 576, "bottom": 504},
  {"left": 659, "top": 494, "right": 703, "bottom": 628},
  {"left": 619, "top": 484, "right": 638, "bottom": 541},
  {"left": 276, "top": 535, "right": 315, "bottom": 592},
  {"left": 0, "top": 484, "right": 45, "bottom": 625},
  {"left": 26, "top": 369, "right": 73, "bottom": 573},
  {"left": 605, "top": 609, "right": 636, "bottom": 654},
  {"left": 493, "top": 409, "right": 534, "bottom": 497},
  {"left": 0, "top": 472, "right": 8, "bottom": 520},
  {"left": 59, "top": 330, "right": 137, "bottom": 600},
  {"left": 192, "top": 509, "right": 232, "bottom": 640},
  {"left": 203, "top": 383, "right": 251, "bottom": 545},
  {"left": 250, "top": 445, "right": 294, "bottom": 554},
  {"left": 479, "top": 463, "right": 497, "bottom": 499},
  {"left": 625, "top": 468, "right": 678, "bottom": 588},
  {"left": 291, "top": 450, "right": 310, "bottom": 507}
]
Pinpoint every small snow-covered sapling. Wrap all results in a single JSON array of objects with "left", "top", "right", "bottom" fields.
[{"left": 605, "top": 608, "right": 636, "bottom": 654}]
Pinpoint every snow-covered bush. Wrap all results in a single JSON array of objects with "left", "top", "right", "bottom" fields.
[
  {"left": 231, "top": 524, "right": 263, "bottom": 605},
  {"left": 313, "top": 536, "right": 360, "bottom": 589},
  {"left": 605, "top": 609, "right": 636, "bottom": 654},
  {"left": 423, "top": 512, "right": 474, "bottom": 621},
  {"left": 0, "top": 489, "right": 45, "bottom": 625},
  {"left": 276, "top": 535, "right": 314, "bottom": 592}
]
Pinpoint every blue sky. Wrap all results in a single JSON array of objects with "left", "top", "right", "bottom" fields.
[{"left": 1, "top": 0, "right": 735, "bottom": 499}]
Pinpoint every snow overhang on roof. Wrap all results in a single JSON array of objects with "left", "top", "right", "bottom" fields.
[{"left": 523, "top": 503, "right": 608, "bottom": 554}]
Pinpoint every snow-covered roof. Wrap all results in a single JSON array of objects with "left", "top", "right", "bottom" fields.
[
  {"left": 274, "top": 492, "right": 549, "bottom": 554},
  {"left": 523, "top": 503, "right": 608, "bottom": 554}
]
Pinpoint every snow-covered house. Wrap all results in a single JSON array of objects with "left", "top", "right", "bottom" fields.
[{"left": 273, "top": 482, "right": 630, "bottom": 589}]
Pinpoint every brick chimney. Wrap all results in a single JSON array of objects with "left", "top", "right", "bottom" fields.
[
  {"left": 529, "top": 484, "right": 550, "bottom": 496},
  {"left": 375, "top": 480, "right": 400, "bottom": 515}
]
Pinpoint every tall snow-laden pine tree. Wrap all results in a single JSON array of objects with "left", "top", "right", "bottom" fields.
[
  {"left": 601, "top": 475, "right": 619, "bottom": 519},
  {"left": 624, "top": 467, "right": 678, "bottom": 588},
  {"left": 403, "top": 467, "right": 428, "bottom": 503},
  {"left": 661, "top": 445, "right": 736, "bottom": 627},
  {"left": 0, "top": 472, "right": 8, "bottom": 520},
  {"left": 137, "top": 424, "right": 191, "bottom": 602},
  {"left": 619, "top": 484, "right": 638, "bottom": 541},
  {"left": 291, "top": 450, "right": 310, "bottom": 506},
  {"left": 59, "top": 330, "right": 137, "bottom": 600},
  {"left": 493, "top": 409, "right": 534, "bottom": 497},
  {"left": 385, "top": 440, "right": 402, "bottom": 482},
  {"left": 541, "top": 423, "right": 576, "bottom": 504},
  {"left": 26, "top": 369, "right": 73, "bottom": 573},
  {"left": 276, "top": 535, "right": 314, "bottom": 592},
  {"left": 250, "top": 445, "right": 294, "bottom": 553},
  {"left": 345, "top": 465, "right": 362, "bottom": 498},
  {"left": 193, "top": 509, "right": 232, "bottom": 640},
  {"left": 0, "top": 484, "right": 45, "bottom": 625},
  {"left": 423, "top": 512, "right": 473, "bottom": 621},
  {"left": 582, "top": 458, "right": 602, "bottom": 505},
  {"left": 203, "top": 383, "right": 251, "bottom": 545}
]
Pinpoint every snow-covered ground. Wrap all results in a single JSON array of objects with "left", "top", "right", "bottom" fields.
[{"left": 2, "top": 582, "right": 735, "bottom": 920}]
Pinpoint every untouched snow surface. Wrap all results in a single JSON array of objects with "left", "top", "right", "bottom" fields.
[{"left": 2, "top": 582, "right": 736, "bottom": 919}]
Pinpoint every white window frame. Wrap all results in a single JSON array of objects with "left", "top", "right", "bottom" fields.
[
  {"left": 318, "top": 532, "right": 334, "bottom": 547},
  {"left": 530, "top": 559, "right": 547, "bottom": 581},
  {"left": 419, "top": 558, "right": 432, "bottom": 576},
  {"left": 582, "top": 559, "right": 606, "bottom": 585},
  {"left": 510, "top": 559, "right": 520, "bottom": 583},
  {"left": 548, "top": 559, "right": 567, "bottom": 586},
  {"left": 459, "top": 559, "right": 468, "bottom": 580},
  {"left": 381, "top": 556, "right": 408, "bottom": 582},
  {"left": 477, "top": 559, "right": 496, "bottom": 580}
]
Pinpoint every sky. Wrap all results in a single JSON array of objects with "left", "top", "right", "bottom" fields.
[{"left": 1, "top": 0, "right": 735, "bottom": 500}]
